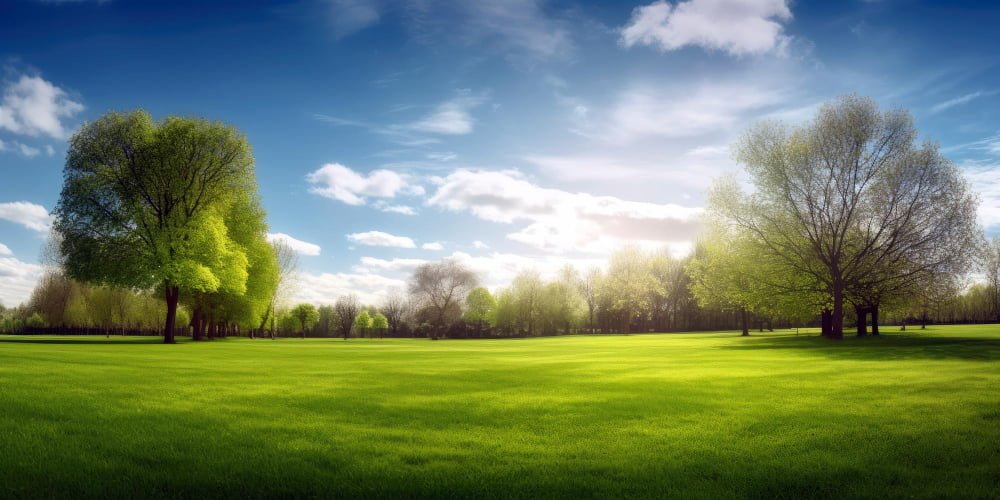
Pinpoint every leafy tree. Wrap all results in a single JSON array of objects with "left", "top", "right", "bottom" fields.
[
  {"left": 370, "top": 312, "right": 389, "bottom": 337},
  {"left": 463, "top": 287, "right": 497, "bottom": 336},
  {"left": 55, "top": 110, "right": 256, "bottom": 343},
  {"left": 719, "top": 95, "right": 979, "bottom": 338},
  {"left": 289, "top": 303, "right": 319, "bottom": 338},
  {"left": 353, "top": 310, "right": 372, "bottom": 337}
]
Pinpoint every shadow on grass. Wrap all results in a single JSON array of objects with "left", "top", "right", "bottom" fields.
[
  {"left": 0, "top": 336, "right": 175, "bottom": 345},
  {"left": 718, "top": 333, "right": 1000, "bottom": 361}
]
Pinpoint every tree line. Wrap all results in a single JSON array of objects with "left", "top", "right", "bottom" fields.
[{"left": 1, "top": 96, "right": 993, "bottom": 340}]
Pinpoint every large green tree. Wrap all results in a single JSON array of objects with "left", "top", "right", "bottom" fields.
[{"left": 55, "top": 110, "right": 256, "bottom": 343}]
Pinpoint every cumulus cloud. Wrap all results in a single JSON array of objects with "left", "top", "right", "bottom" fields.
[
  {"left": 473, "top": 240, "right": 489, "bottom": 249},
  {"left": 292, "top": 270, "right": 406, "bottom": 306},
  {"left": 426, "top": 169, "right": 701, "bottom": 253},
  {"left": 307, "top": 163, "right": 424, "bottom": 206},
  {"left": 347, "top": 230, "right": 417, "bottom": 248},
  {"left": 373, "top": 201, "right": 418, "bottom": 215},
  {"left": 0, "top": 74, "right": 84, "bottom": 139},
  {"left": 0, "top": 201, "right": 54, "bottom": 233},
  {"left": 421, "top": 241, "right": 444, "bottom": 250},
  {"left": 0, "top": 255, "right": 45, "bottom": 307},
  {"left": 354, "top": 256, "right": 427, "bottom": 273},
  {"left": 0, "top": 242, "right": 11, "bottom": 256},
  {"left": 620, "top": 0, "right": 792, "bottom": 57},
  {"left": 266, "top": 232, "right": 321, "bottom": 256}
]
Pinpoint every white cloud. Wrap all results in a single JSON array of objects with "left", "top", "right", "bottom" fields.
[
  {"left": 473, "top": 240, "right": 489, "bottom": 249},
  {"left": 0, "top": 139, "right": 45, "bottom": 158},
  {"left": 963, "top": 163, "right": 1000, "bottom": 229},
  {"left": 421, "top": 241, "right": 444, "bottom": 250},
  {"left": 0, "top": 201, "right": 53, "bottom": 233},
  {"left": 426, "top": 169, "right": 701, "bottom": 254},
  {"left": 347, "top": 230, "right": 417, "bottom": 248},
  {"left": 0, "top": 256, "right": 45, "bottom": 307},
  {"left": 45, "top": 145, "right": 55, "bottom": 157},
  {"left": 354, "top": 256, "right": 428, "bottom": 273},
  {"left": 931, "top": 90, "right": 996, "bottom": 114},
  {"left": 266, "top": 232, "right": 321, "bottom": 256},
  {"left": 307, "top": 163, "right": 423, "bottom": 206},
  {"left": 0, "top": 243, "right": 11, "bottom": 256},
  {"left": 292, "top": 270, "right": 406, "bottom": 306},
  {"left": 0, "top": 74, "right": 84, "bottom": 139},
  {"left": 373, "top": 201, "right": 418, "bottom": 215},
  {"left": 406, "top": 91, "right": 487, "bottom": 136},
  {"left": 620, "top": 0, "right": 792, "bottom": 57}
]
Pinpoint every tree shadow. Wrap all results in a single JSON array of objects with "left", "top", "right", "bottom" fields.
[
  {"left": 0, "top": 336, "right": 174, "bottom": 345},
  {"left": 718, "top": 333, "right": 1000, "bottom": 361}
]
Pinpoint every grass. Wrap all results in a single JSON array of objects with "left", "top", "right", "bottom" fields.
[{"left": 1, "top": 325, "right": 999, "bottom": 498}]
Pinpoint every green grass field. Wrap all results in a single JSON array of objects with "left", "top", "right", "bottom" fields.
[{"left": 1, "top": 326, "right": 998, "bottom": 498}]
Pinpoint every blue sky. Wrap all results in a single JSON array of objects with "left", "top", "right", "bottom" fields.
[{"left": 1, "top": 0, "right": 999, "bottom": 306}]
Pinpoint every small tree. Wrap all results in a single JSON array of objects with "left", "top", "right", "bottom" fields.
[
  {"left": 353, "top": 310, "right": 372, "bottom": 337},
  {"left": 289, "top": 303, "right": 319, "bottom": 338},
  {"left": 334, "top": 294, "right": 360, "bottom": 340},
  {"left": 463, "top": 287, "right": 497, "bottom": 336},
  {"left": 371, "top": 312, "right": 389, "bottom": 338}
]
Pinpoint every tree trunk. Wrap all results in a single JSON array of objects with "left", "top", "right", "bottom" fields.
[
  {"left": 830, "top": 286, "right": 844, "bottom": 339},
  {"left": 871, "top": 305, "right": 879, "bottom": 336},
  {"left": 163, "top": 285, "right": 179, "bottom": 344},
  {"left": 821, "top": 309, "right": 832, "bottom": 337},
  {"left": 741, "top": 308, "right": 749, "bottom": 336},
  {"left": 856, "top": 305, "right": 868, "bottom": 337},
  {"left": 192, "top": 307, "right": 204, "bottom": 341}
]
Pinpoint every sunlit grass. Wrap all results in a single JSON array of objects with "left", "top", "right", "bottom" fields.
[{"left": 1, "top": 325, "right": 998, "bottom": 497}]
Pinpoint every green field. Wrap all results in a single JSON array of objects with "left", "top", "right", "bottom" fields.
[{"left": 1, "top": 326, "right": 998, "bottom": 498}]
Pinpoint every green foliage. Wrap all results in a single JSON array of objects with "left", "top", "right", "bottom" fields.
[
  {"left": 24, "top": 313, "right": 45, "bottom": 328},
  {"left": 289, "top": 303, "right": 319, "bottom": 334},
  {"left": 353, "top": 310, "right": 372, "bottom": 335},
  {"left": 463, "top": 287, "right": 497, "bottom": 326},
  {"left": 370, "top": 312, "right": 389, "bottom": 331},
  {"left": 55, "top": 109, "right": 258, "bottom": 340}
]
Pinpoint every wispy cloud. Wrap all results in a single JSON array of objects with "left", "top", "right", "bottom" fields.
[{"left": 930, "top": 90, "right": 996, "bottom": 114}]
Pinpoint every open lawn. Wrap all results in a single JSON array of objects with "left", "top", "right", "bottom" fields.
[{"left": 1, "top": 326, "right": 999, "bottom": 498}]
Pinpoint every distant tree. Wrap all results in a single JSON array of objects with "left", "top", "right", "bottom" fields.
[
  {"left": 289, "top": 303, "right": 319, "bottom": 338},
  {"left": 603, "top": 247, "right": 653, "bottom": 334},
  {"left": 370, "top": 312, "right": 389, "bottom": 338},
  {"left": 261, "top": 239, "right": 299, "bottom": 339},
  {"left": 316, "top": 305, "right": 337, "bottom": 337},
  {"left": 511, "top": 270, "right": 544, "bottom": 336},
  {"left": 380, "top": 291, "right": 410, "bottom": 337},
  {"left": 463, "top": 287, "right": 497, "bottom": 336},
  {"left": 408, "top": 260, "right": 478, "bottom": 336},
  {"left": 334, "top": 294, "right": 360, "bottom": 340},
  {"left": 579, "top": 268, "right": 601, "bottom": 333},
  {"left": 353, "top": 310, "right": 372, "bottom": 337},
  {"left": 55, "top": 110, "right": 256, "bottom": 343}
]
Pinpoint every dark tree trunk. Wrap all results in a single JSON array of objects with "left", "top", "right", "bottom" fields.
[
  {"left": 163, "top": 285, "right": 179, "bottom": 344},
  {"left": 208, "top": 319, "right": 216, "bottom": 340},
  {"left": 192, "top": 307, "right": 204, "bottom": 341},
  {"left": 821, "top": 309, "right": 832, "bottom": 337},
  {"left": 741, "top": 308, "right": 749, "bottom": 336},
  {"left": 856, "top": 305, "right": 868, "bottom": 337},
  {"left": 871, "top": 305, "right": 879, "bottom": 336},
  {"left": 830, "top": 285, "right": 844, "bottom": 339}
]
